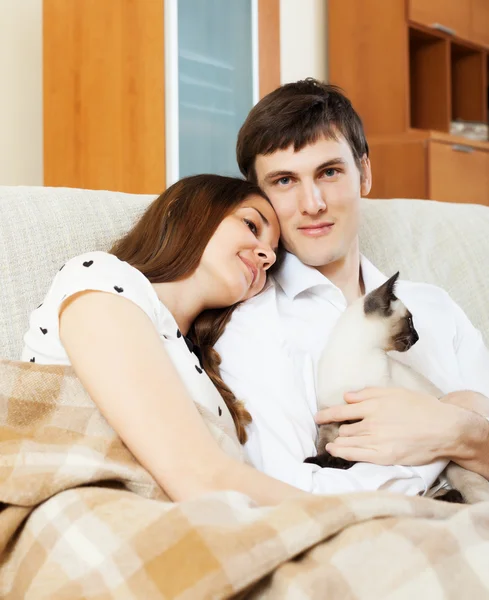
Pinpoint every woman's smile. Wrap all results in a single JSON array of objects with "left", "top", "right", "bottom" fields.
[{"left": 239, "top": 255, "right": 258, "bottom": 286}]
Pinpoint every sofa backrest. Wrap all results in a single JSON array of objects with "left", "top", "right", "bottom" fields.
[
  {"left": 358, "top": 197, "right": 489, "bottom": 347},
  {"left": 1, "top": 185, "right": 488, "bottom": 360},
  {"left": 1, "top": 186, "right": 154, "bottom": 360}
]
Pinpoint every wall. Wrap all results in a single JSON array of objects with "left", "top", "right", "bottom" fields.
[
  {"left": 0, "top": 0, "right": 43, "bottom": 185},
  {"left": 0, "top": 0, "right": 328, "bottom": 186},
  {"left": 280, "top": 0, "right": 328, "bottom": 84}
]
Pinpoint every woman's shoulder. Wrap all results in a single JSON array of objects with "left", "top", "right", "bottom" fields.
[
  {"left": 21, "top": 251, "right": 165, "bottom": 363},
  {"left": 42, "top": 250, "right": 163, "bottom": 328},
  {"left": 60, "top": 250, "right": 138, "bottom": 279},
  {"left": 57, "top": 251, "right": 154, "bottom": 294}
]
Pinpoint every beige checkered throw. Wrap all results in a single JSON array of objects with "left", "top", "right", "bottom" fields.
[{"left": 1, "top": 359, "right": 489, "bottom": 599}]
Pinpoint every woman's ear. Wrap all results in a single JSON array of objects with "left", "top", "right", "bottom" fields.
[{"left": 360, "top": 155, "right": 372, "bottom": 197}]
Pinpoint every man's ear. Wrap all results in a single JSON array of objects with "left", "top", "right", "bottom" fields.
[{"left": 360, "top": 155, "right": 372, "bottom": 197}]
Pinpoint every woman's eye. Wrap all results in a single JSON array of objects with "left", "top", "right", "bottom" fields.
[
  {"left": 276, "top": 177, "right": 291, "bottom": 186},
  {"left": 244, "top": 219, "right": 258, "bottom": 235}
]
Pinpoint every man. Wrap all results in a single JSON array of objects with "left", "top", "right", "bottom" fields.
[{"left": 215, "top": 79, "right": 489, "bottom": 496}]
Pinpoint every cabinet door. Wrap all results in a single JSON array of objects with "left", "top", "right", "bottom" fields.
[
  {"left": 471, "top": 0, "right": 489, "bottom": 48},
  {"left": 429, "top": 141, "right": 489, "bottom": 205},
  {"left": 409, "top": 0, "right": 471, "bottom": 40},
  {"left": 43, "top": 0, "right": 166, "bottom": 194},
  {"left": 369, "top": 140, "right": 428, "bottom": 199}
]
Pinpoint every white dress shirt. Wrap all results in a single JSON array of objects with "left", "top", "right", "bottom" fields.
[{"left": 215, "top": 252, "right": 489, "bottom": 496}]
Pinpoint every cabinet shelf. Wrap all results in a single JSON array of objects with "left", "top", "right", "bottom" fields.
[
  {"left": 451, "top": 42, "right": 486, "bottom": 123},
  {"left": 329, "top": 0, "right": 489, "bottom": 205},
  {"left": 409, "top": 27, "right": 450, "bottom": 132}
]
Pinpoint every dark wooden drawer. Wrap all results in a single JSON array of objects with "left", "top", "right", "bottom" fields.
[{"left": 429, "top": 140, "right": 489, "bottom": 204}]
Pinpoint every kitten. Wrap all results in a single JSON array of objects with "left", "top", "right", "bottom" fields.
[{"left": 305, "top": 272, "right": 489, "bottom": 504}]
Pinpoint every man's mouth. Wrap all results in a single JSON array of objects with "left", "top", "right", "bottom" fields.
[
  {"left": 298, "top": 222, "right": 335, "bottom": 237},
  {"left": 239, "top": 256, "right": 258, "bottom": 286}
]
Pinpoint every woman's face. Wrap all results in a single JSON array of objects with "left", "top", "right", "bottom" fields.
[{"left": 200, "top": 194, "right": 280, "bottom": 307}]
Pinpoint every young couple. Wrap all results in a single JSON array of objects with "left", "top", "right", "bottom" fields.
[{"left": 22, "top": 79, "right": 489, "bottom": 505}]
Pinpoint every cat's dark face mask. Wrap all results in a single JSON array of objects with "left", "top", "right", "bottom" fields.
[
  {"left": 364, "top": 272, "right": 420, "bottom": 354},
  {"left": 392, "top": 312, "right": 419, "bottom": 352}
]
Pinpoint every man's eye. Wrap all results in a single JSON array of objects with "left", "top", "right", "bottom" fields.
[
  {"left": 244, "top": 219, "right": 258, "bottom": 235},
  {"left": 324, "top": 168, "right": 338, "bottom": 177}
]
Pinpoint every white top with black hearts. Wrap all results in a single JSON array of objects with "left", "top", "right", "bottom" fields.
[{"left": 21, "top": 251, "right": 236, "bottom": 435}]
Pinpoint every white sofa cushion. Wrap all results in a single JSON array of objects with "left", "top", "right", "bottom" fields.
[
  {"left": 1, "top": 186, "right": 153, "bottom": 360},
  {"left": 1, "top": 186, "right": 488, "bottom": 360}
]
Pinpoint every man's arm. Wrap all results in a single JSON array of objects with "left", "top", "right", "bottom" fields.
[
  {"left": 216, "top": 301, "right": 443, "bottom": 496},
  {"left": 441, "top": 391, "right": 489, "bottom": 417},
  {"left": 440, "top": 297, "right": 489, "bottom": 478},
  {"left": 440, "top": 394, "right": 489, "bottom": 479}
]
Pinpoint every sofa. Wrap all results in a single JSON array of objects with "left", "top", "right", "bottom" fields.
[
  {"left": 1, "top": 185, "right": 489, "bottom": 360},
  {"left": 2, "top": 185, "right": 489, "bottom": 598}
]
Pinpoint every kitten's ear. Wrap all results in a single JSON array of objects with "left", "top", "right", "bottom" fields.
[
  {"left": 383, "top": 271, "right": 400, "bottom": 299},
  {"left": 364, "top": 271, "right": 400, "bottom": 316}
]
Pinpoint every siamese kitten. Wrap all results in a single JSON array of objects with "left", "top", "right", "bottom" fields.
[{"left": 305, "top": 272, "right": 489, "bottom": 504}]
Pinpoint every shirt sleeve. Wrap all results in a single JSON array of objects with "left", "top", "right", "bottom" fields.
[
  {"left": 21, "top": 251, "right": 160, "bottom": 364},
  {"left": 449, "top": 294, "right": 489, "bottom": 397},
  {"left": 216, "top": 304, "right": 433, "bottom": 497},
  {"left": 51, "top": 251, "right": 158, "bottom": 321}
]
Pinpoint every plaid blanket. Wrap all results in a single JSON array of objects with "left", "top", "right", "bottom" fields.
[{"left": 1, "top": 359, "right": 489, "bottom": 599}]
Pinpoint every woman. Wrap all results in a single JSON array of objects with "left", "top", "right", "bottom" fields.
[{"left": 21, "top": 174, "right": 311, "bottom": 505}]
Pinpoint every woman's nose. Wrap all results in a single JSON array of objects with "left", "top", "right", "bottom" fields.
[{"left": 256, "top": 247, "right": 276, "bottom": 270}]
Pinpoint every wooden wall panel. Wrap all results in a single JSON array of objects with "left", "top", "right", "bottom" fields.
[
  {"left": 43, "top": 0, "right": 165, "bottom": 194},
  {"left": 258, "top": 0, "right": 281, "bottom": 98}
]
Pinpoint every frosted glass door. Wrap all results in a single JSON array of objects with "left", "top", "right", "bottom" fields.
[{"left": 177, "top": 0, "right": 255, "bottom": 178}]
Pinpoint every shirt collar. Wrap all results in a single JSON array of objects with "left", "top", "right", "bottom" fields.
[{"left": 273, "top": 251, "right": 388, "bottom": 300}]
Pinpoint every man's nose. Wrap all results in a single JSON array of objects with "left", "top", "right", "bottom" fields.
[{"left": 299, "top": 182, "right": 326, "bottom": 215}]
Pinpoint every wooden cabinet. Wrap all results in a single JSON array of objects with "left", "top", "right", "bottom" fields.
[
  {"left": 429, "top": 140, "right": 489, "bottom": 203},
  {"left": 410, "top": 0, "right": 489, "bottom": 49},
  {"left": 328, "top": 0, "right": 410, "bottom": 136},
  {"left": 409, "top": 0, "right": 471, "bottom": 39},
  {"left": 329, "top": 0, "right": 489, "bottom": 206},
  {"left": 471, "top": 0, "right": 489, "bottom": 48},
  {"left": 369, "top": 133, "right": 489, "bottom": 205}
]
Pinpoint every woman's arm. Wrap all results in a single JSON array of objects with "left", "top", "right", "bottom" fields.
[{"left": 60, "top": 291, "right": 309, "bottom": 505}]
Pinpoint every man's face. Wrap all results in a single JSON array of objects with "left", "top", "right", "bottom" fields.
[{"left": 255, "top": 134, "right": 371, "bottom": 269}]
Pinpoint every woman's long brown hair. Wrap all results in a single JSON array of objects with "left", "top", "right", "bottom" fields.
[{"left": 110, "top": 174, "right": 279, "bottom": 444}]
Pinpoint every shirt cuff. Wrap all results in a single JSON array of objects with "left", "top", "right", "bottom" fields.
[
  {"left": 410, "top": 459, "right": 449, "bottom": 495},
  {"left": 307, "top": 463, "right": 434, "bottom": 497}
]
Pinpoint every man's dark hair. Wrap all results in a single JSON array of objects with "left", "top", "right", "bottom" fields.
[{"left": 236, "top": 78, "right": 369, "bottom": 182}]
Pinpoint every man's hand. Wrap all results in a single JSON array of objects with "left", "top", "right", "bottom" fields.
[{"left": 314, "top": 387, "right": 468, "bottom": 466}]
